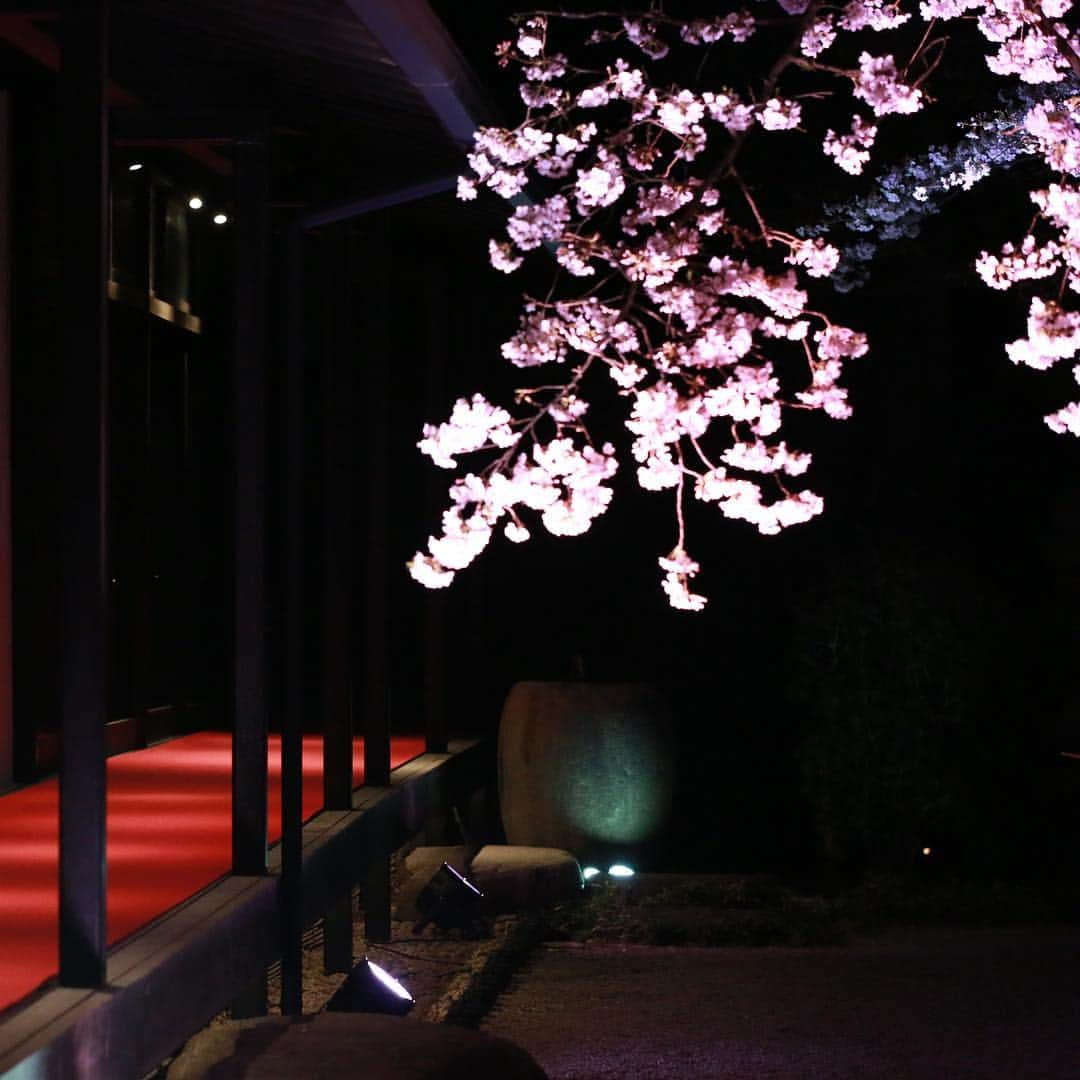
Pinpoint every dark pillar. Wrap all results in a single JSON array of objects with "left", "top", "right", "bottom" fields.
[
  {"left": 322, "top": 891, "right": 353, "bottom": 975},
  {"left": 359, "top": 217, "right": 390, "bottom": 789},
  {"left": 279, "top": 223, "right": 304, "bottom": 1015},
  {"left": 363, "top": 845, "right": 391, "bottom": 944},
  {"left": 357, "top": 217, "right": 391, "bottom": 944},
  {"left": 0, "top": 91, "right": 12, "bottom": 792},
  {"left": 423, "top": 260, "right": 447, "bottom": 755},
  {"left": 230, "top": 972, "right": 268, "bottom": 1020},
  {"left": 321, "top": 227, "right": 355, "bottom": 975},
  {"left": 322, "top": 226, "right": 354, "bottom": 810},
  {"left": 57, "top": 0, "right": 109, "bottom": 988},
  {"left": 231, "top": 137, "right": 270, "bottom": 878}
]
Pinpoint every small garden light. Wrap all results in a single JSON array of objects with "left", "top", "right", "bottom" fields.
[
  {"left": 325, "top": 957, "right": 414, "bottom": 1016},
  {"left": 608, "top": 863, "right": 635, "bottom": 879},
  {"left": 582, "top": 866, "right": 601, "bottom": 881},
  {"left": 413, "top": 861, "right": 484, "bottom": 933},
  {"left": 188, "top": 196, "right": 203, "bottom": 210}
]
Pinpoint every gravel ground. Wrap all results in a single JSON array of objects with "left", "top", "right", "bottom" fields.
[
  {"left": 152, "top": 855, "right": 534, "bottom": 1077},
  {"left": 480, "top": 926, "right": 1080, "bottom": 1079},
  {"left": 258, "top": 911, "right": 528, "bottom": 1022}
]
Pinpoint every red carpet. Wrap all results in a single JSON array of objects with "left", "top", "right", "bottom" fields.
[{"left": 0, "top": 732, "right": 425, "bottom": 1015}]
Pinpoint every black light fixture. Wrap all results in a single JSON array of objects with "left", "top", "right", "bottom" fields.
[
  {"left": 413, "top": 861, "right": 484, "bottom": 934},
  {"left": 325, "top": 956, "right": 415, "bottom": 1016}
]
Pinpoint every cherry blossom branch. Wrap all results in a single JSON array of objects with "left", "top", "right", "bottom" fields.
[{"left": 411, "top": 0, "right": 1080, "bottom": 608}]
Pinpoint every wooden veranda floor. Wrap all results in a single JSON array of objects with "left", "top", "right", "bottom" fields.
[{"left": 0, "top": 732, "right": 425, "bottom": 1014}]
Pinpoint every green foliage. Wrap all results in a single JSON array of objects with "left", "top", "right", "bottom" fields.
[
  {"left": 538, "top": 872, "right": 1068, "bottom": 950},
  {"left": 541, "top": 875, "right": 844, "bottom": 947},
  {"left": 790, "top": 541, "right": 975, "bottom": 870},
  {"left": 844, "top": 872, "right": 1058, "bottom": 927}
]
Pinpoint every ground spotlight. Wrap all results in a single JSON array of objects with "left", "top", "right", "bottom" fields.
[
  {"left": 413, "top": 861, "right": 484, "bottom": 933},
  {"left": 128, "top": 162, "right": 143, "bottom": 172},
  {"left": 212, "top": 212, "right": 229, "bottom": 225},
  {"left": 325, "top": 957, "right": 414, "bottom": 1016},
  {"left": 188, "top": 196, "right": 203, "bottom": 210},
  {"left": 582, "top": 865, "right": 601, "bottom": 881},
  {"left": 608, "top": 863, "right": 635, "bottom": 879}
]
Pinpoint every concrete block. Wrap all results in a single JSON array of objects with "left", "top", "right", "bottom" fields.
[
  {"left": 470, "top": 845, "right": 583, "bottom": 912},
  {"left": 398, "top": 845, "right": 583, "bottom": 920}
]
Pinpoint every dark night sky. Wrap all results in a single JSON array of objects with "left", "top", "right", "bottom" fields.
[{"left": 412, "top": 3, "right": 1080, "bottom": 878}]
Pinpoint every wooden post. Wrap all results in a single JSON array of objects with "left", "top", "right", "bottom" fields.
[
  {"left": 279, "top": 223, "right": 304, "bottom": 1015},
  {"left": 423, "top": 258, "right": 447, "bottom": 756},
  {"left": 230, "top": 972, "right": 268, "bottom": 1020},
  {"left": 57, "top": 0, "right": 109, "bottom": 988},
  {"left": 231, "top": 136, "right": 269, "bottom": 879},
  {"left": 357, "top": 216, "right": 391, "bottom": 942},
  {"left": 322, "top": 891, "right": 353, "bottom": 975},
  {"left": 359, "top": 217, "right": 390, "bottom": 790},
  {"left": 0, "top": 91, "right": 13, "bottom": 792},
  {"left": 321, "top": 227, "right": 355, "bottom": 975},
  {"left": 363, "top": 844, "right": 391, "bottom": 944},
  {"left": 322, "top": 226, "right": 354, "bottom": 810}
]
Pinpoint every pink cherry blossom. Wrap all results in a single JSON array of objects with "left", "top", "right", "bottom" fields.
[
  {"left": 407, "top": 553, "right": 455, "bottom": 589},
  {"left": 801, "top": 15, "right": 837, "bottom": 57},
  {"left": 1045, "top": 401, "right": 1080, "bottom": 436},
  {"left": 516, "top": 17, "right": 546, "bottom": 58},
  {"left": 840, "top": 1, "right": 911, "bottom": 32},
  {"left": 823, "top": 115, "right": 878, "bottom": 174},
  {"left": 852, "top": 52, "right": 923, "bottom": 117},
  {"left": 919, "top": 0, "right": 982, "bottom": 16},
  {"left": 758, "top": 97, "right": 803, "bottom": 131},
  {"left": 657, "top": 90, "right": 706, "bottom": 136},
  {"left": 701, "top": 90, "right": 756, "bottom": 132},
  {"left": 504, "top": 520, "right": 531, "bottom": 543},
  {"left": 418, "top": 395, "right": 517, "bottom": 469},
  {"left": 507, "top": 194, "right": 570, "bottom": 251},
  {"left": 574, "top": 151, "right": 627, "bottom": 213},
  {"left": 415, "top": 0, "right": 1080, "bottom": 610},
  {"left": 681, "top": 12, "right": 757, "bottom": 45},
  {"left": 1024, "top": 100, "right": 1080, "bottom": 175},
  {"left": 1005, "top": 298, "right": 1080, "bottom": 370},
  {"left": 786, "top": 238, "right": 842, "bottom": 278},
  {"left": 975, "top": 235, "right": 1060, "bottom": 289},
  {"left": 489, "top": 239, "right": 524, "bottom": 274},
  {"left": 501, "top": 307, "right": 567, "bottom": 368},
  {"left": 659, "top": 547, "right": 707, "bottom": 611}
]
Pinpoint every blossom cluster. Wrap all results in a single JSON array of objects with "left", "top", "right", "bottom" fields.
[
  {"left": 969, "top": 20, "right": 1080, "bottom": 435},
  {"left": 806, "top": 83, "right": 1071, "bottom": 290},
  {"left": 410, "top": 0, "right": 1080, "bottom": 611}
]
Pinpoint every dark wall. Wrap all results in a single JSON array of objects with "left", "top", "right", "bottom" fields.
[
  {"left": 7, "top": 68, "right": 231, "bottom": 776},
  {"left": 365, "top": 181, "right": 1080, "bottom": 881}
]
